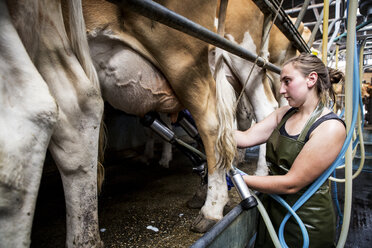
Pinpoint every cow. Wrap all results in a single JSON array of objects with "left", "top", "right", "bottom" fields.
[
  {"left": 82, "top": 0, "right": 237, "bottom": 233},
  {"left": 1, "top": 0, "right": 104, "bottom": 246}
]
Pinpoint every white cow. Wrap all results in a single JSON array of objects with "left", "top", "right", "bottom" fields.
[{"left": 1, "top": 0, "right": 104, "bottom": 246}]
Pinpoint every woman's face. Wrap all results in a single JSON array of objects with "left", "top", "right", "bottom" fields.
[{"left": 280, "top": 63, "right": 310, "bottom": 107}]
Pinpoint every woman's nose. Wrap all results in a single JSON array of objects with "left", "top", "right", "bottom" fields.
[{"left": 279, "top": 83, "right": 286, "bottom": 94}]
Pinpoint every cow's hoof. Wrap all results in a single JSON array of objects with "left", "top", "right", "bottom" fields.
[
  {"left": 186, "top": 184, "right": 207, "bottom": 209},
  {"left": 190, "top": 213, "right": 217, "bottom": 233}
]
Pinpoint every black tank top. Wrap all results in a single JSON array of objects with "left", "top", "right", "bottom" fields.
[{"left": 279, "top": 109, "right": 345, "bottom": 143}]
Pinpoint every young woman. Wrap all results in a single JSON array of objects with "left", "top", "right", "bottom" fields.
[{"left": 235, "top": 53, "right": 346, "bottom": 247}]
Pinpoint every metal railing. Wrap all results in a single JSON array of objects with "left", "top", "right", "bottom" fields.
[{"left": 110, "top": 0, "right": 310, "bottom": 75}]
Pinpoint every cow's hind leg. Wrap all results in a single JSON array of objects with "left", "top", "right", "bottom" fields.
[
  {"left": 46, "top": 73, "right": 104, "bottom": 247},
  {"left": 0, "top": 2, "right": 58, "bottom": 246},
  {"left": 34, "top": 0, "right": 104, "bottom": 246},
  {"left": 42, "top": 52, "right": 104, "bottom": 247}
]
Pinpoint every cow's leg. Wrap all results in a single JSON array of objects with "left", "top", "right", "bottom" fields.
[
  {"left": 174, "top": 67, "right": 233, "bottom": 233},
  {"left": 246, "top": 73, "right": 277, "bottom": 176},
  {"left": 188, "top": 108, "right": 229, "bottom": 233},
  {"left": 226, "top": 33, "right": 278, "bottom": 176},
  {"left": 0, "top": 1, "right": 58, "bottom": 246},
  {"left": 158, "top": 113, "right": 173, "bottom": 168},
  {"left": 48, "top": 99, "right": 103, "bottom": 247},
  {"left": 33, "top": 0, "right": 104, "bottom": 246},
  {"left": 43, "top": 48, "right": 104, "bottom": 247},
  {"left": 141, "top": 114, "right": 173, "bottom": 168}
]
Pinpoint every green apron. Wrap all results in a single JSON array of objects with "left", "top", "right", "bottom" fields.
[{"left": 255, "top": 103, "right": 336, "bottom": 248}]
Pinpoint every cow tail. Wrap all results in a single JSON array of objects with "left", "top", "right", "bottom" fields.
[
  {"left": 67, "top": 0, "right": 100, "bottom": 93},
  {"left": 214, "top": 48, "right": 237, "bottom": 170}
]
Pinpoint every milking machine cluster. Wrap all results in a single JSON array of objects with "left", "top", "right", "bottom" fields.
[
  {"left": 140, "top": 111, "right": 257, "bottom": 210},
  {"left": 140, "top": 111, "right": 207, "bottom": 184}
]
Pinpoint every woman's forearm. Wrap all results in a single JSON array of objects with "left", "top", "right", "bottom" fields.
[{"left": 242, "top": 174, "right": 301, "bottom": 194}]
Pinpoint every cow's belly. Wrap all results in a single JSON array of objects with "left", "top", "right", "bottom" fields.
[{"left": 89, "top": 38, "right": 182, "bottom": 117}]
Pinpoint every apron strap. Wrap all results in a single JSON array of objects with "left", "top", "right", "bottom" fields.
[
  {"left": 277, "top": 107, "right": 298, "bottom": 129},
  {"left": 298, "top": 101, "right": 325, "bottom": 142}
]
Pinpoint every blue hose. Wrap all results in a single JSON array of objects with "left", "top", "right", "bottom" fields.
[
  {"left": 272, "top": 28, "right": 361, "bottom": 248},
  {"left": 269, "top": 194, "right": 309, "bottom": 248}
]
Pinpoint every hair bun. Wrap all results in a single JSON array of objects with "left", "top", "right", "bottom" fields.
[{"left": 327, "top": 67, "right": 344, "bottom": 84}]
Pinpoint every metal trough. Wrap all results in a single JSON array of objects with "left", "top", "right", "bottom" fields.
[{"left": 191, "top": 203, "right": 258, "bottom": 248}]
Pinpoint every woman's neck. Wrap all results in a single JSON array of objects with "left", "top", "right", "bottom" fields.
[{"left": 296, "top": 95, "right": 321, "bottom": 116}]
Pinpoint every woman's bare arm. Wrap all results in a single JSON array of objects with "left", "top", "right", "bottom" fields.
[
  {"left": 235, "top": 106, "right": 290, "bottom": 148},
  {"left": 241, "top": 118, "right": 346, "bottom": 194}
]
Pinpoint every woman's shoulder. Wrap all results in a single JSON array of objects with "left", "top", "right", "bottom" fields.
[
  {"left": 305, "top": 109, "right": 346, "bottom": 142},
  {"left": 310, "top": 110, "right": 346, "bottom": 139},
  {"left": 319, "top": 108, "right": 346, "bottom": 127}
]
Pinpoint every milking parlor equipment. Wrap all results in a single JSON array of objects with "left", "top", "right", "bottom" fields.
[
  {"left": 140, "top": 110, "right": 258, "bottom": 210},
  {"left": 119, "top": 0, "right": 369, "bottom": 247}
]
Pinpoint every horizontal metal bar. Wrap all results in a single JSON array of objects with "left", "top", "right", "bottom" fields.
[
  {"left": 191, "top": 204, "right": 245, "bottom": 248},
  {"left": 285, "top": 1, "right": 336, "bottom": 14},
  {"left": 111, "top": 0, "right": 281, "bottom": 74},
  {"left": 334, "top": 19, "right": 372, "bottom": 42},
  {"left": 191, "top": 203, "right": 258, "bottom": 248}
]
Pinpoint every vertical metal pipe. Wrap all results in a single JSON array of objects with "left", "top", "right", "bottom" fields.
[
  {"left": 336, "top": 0, "right": 358, "bottom": 247},
  {"left": 335, "top": 44, "right": 339, "bottom": 69},
  {"left": 294, "top": 0, "right": 311, "bottom": 29},
  {"left": 308, "top": 8, "right": 324, "bottom": 47},
  {"left": 260, "top": 13, "right": 272, "bottom": 59},
  {"left": 217, "top": 0, "right": 228, "bottom": 36},
  {"left": 327, "top": 0, "right": 341, "bottom": 51},
  {"left": 322, "top": 0, "right": 330, "bottom": 64}
]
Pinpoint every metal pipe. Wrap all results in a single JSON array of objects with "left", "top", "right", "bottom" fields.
[
  {"left": 217, "top": 0, "right": 228, "bottom": 36},
  {"left": 285, "top": 1, "right": 336, "bottom": 14},
  {"left": 327, "top": 0, "right": 341, "bottom": 52},
  {"left": 336, "top": 0, "right": 358, "bottom": 247},
  {"left": 322, "top": 0, "right": 329, "bottom": 64},
  {"left": 308, "top": 8, "right": 324, "bottom": 47},
  {"left": 191, "top": 204, "right": 257, "bottom": 248},
  {"left": 294, "top": 0, "right": 311, "bottom": 29},
  {"left": 253, "top": 0, "right": 311, "bottom": 53},
  {"left": 334, "top": 19, "right": 372, "bottom": 42},
  {"left": 335, "top": 44, "right": 339, "bottom": 69},
  {"left": 111, "top": 0, "right": 281, "bottom": 74}
]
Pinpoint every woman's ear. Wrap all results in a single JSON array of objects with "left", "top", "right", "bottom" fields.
[{"left": 306, "top": 71, "right": 318, "bottom": 88}]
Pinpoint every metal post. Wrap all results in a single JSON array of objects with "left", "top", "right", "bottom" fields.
[
  {"left": 252, "top": 0, "right": 311, "bottom": 53},
  {"left": 336, "top": 0, "right": 358, "bottom": 247},
  {"left": 322, "top": 0, "right": 330, "bottom": 64},
  {"left": 308, "top": 7, "right": 324, "bottom": 48},
  {"left": 294, "top": 0, "right": 311, "bottom": 29}
]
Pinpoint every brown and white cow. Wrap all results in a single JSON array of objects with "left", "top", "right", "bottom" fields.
[
  {"left": 1, "top": 0, "right": 104, "bottom": 246},
  {"left": 82, "top": 0, "right": 237, "bottom": 233}
]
